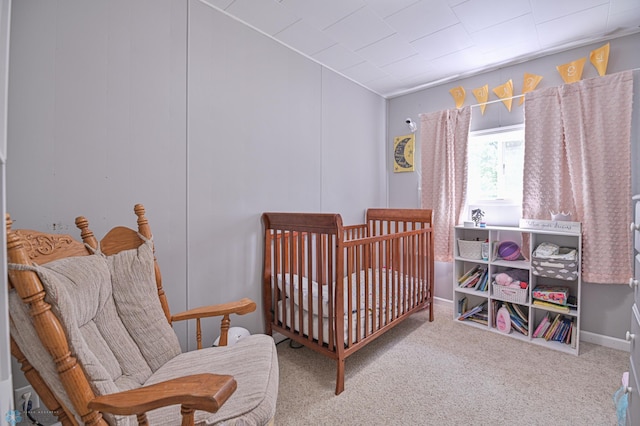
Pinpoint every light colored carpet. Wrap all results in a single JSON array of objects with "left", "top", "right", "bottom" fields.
[{"left": 274, "top": 303, "right": 627, "bottom": 426}]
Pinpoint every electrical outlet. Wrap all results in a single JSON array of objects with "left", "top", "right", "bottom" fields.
[{"left": 14, "top": 385, "right": 40, "bottom": 411}]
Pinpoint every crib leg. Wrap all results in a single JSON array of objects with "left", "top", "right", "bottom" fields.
[
  {"left": 429, "top": 301, "right": 434, "bottom": 322},
  {"left": 335, "top": 358, "right": 345, "bottom": 395}
]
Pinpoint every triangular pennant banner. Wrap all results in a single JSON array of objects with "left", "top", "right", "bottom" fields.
[
  {"left": 472, "top": 85, "right": 489, "bottom": 115},
  {"left": 449, "top": 86, "right": 466, "bottom": 108},
  {"left": 492, "top": 79, "right": 513, "bottom": 112},
  {"left": 519, "top": 73, "right": 543, "bottom": 105},
  {"left": 556, "top": 57, "right": 586, "bottom": 84},
  {"left": 590, "top": 42, "right": 610, "bottom": 76}
]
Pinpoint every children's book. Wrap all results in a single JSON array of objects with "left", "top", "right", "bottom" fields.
[
  {"left": 564, "top": 323, "right": 572, "bottom": 344},
  {"left": 478, "top": 270, "right": 489, "bottom": 291},
  {"left": 491, "top": 300, "right": 500, "bottom": 328},
  {"left": 536, "top": 317, "right": 552, "bottom": 338},
  {"left": 458, "top": 265, "right": 480, "bottom": 284},
  {"left": 460, "top": 270, "right": 481, "bottom": 287},
  {"left": 543, "top": 314, "right": 562, "bottom": 341},
  {"left": 533, "top": 299, "right": 570, "bottom": 313},
  {"left": 491, "top": 241, "right": 499, "bottom": 260},
  {"left": 459, "top": 301, "right": 487, "bottom": 320},
  {"left": 466, "top": 315, "right": 488, "bottom": 326},
  {"left": 559, "top": 318, "right": 572, "bottom": 342},
  {"left": 457, "top": 297, "right": 468, "bottom": 316},
  {"left": 510, "top": 318, "right": 528, "bottom": 335},
  {"left": 465, "top": 273, "right": 481, "bottom": 288},
  {"left": 474, "top": 269, "right": 487, "bottom": 290},
  {"left": 511, "top": 303, "right": 529, "bottom": 324},
  {"left": 552, "top": 320, "right": 566, "bottom": 341},
  {"left": 504, "top": 303, "right": 528, "bottom": 329},
  {"left": 532, "top": 313, "right": 550, "bottom": 338}
]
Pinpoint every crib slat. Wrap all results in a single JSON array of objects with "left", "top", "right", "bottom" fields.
[
  {"left": 316, "top": 233, "right": 324, "bottom": 345},
  {"left": 328, "top": 233, "right": 338, "bottom": 353}
]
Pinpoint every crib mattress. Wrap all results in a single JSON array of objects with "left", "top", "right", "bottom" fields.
[
  {"left": 276, "top": 268, "right": 426, "bottom": 344},
  {"left": 277, "top": 268, "right": 425, "bottom": 316}
]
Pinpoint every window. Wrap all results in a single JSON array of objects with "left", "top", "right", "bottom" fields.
[{"left": 466, "top": 125, "right": 524, "bottom": 203}]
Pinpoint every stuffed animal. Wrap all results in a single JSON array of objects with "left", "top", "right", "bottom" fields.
[{"left": 494, "top": 272, "right": 528, "bottom": 289}]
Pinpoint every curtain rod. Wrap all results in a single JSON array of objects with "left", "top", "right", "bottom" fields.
[
  {"left": 467, "top": 67, "right": 640, "bottom": 109},
  {"left": 469, "top": 94, "right": 523, "bottom": 109}
]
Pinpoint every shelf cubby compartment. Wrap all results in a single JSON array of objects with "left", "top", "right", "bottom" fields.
[
  {"left": 531, "top": 276, "right": 579, "bottom": 318},
  {"left": 456, "top": 261, "right": 489, "bottom": 293},
  {"left": 493, "top": 301, "right": 530, "bottom": 338},
  {"left": 531, "top": 309, "right": 577, "bottom": 353},
  {"left": 455, "top": 293, "right": 489, "bottom": 329}
]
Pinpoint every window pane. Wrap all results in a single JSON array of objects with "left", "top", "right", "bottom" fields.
[
  {"left": 467, "top": 140, "right": 498, "bottom": 199},
  {"left": 467, "top": 127, "right": 524, "bottom": 202},
  {"left": 502, "top": 139, "right": 524, "bottom": 201}
]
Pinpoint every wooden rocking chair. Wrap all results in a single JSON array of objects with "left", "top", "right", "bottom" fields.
[{"left": 7, "top": 204, "right": 278, "bottom": 425}]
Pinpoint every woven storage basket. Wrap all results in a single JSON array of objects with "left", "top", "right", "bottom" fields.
[
  {"left": 492, "top": 283, "right": 528, "bottom": 304},
  {"left": 457, "top": 239, "right": 483, "bottom": 260}
]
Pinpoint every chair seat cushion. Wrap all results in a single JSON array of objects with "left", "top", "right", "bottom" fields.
[{"left": 144, "top": 334, "right": 279, "bottom": 426}]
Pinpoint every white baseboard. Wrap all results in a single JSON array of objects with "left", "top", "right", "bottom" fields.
[
  {"left": 580, "top": 330, "right": 630, "bottom": 352},
  {"left": 434, "top": 297, "right": 630, "bottom": 352},
  {"left": 434, "top": 297, "right": 453, "bottom": 307}
]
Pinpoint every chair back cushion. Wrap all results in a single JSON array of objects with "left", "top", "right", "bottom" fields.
[
  {"left": 10, "top": 239, "right": 181, "bottom": 423},
  {"left": 107, "top": 240, "right": 182, "bottom": 372}
]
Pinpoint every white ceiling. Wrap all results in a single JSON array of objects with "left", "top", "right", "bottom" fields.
[{"left": 203, "top": 0, "right": 640, "bottom": 98}]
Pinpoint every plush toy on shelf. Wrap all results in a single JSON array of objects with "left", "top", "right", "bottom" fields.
[{"left": 494, "top": 270, "right": 528, "bottom": 289}]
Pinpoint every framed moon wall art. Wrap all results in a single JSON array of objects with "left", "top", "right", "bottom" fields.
[{"left": 393, "top": 134, "right": 415, "bottom": 172}]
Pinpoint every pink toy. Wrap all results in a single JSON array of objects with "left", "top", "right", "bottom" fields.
[
  {"left": 498, "top": 241, "right": 521, "bottom": 261},
  {"left": 494, "top": 272, "right": 526, "bottom": 289}
]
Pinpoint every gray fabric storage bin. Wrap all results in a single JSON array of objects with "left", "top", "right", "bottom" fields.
[{"left": 531, "top": 247, "right": 579, "bottom": 281}]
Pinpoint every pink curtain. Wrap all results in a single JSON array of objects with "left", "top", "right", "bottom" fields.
[
  {"left": 420, "top": 106, "right": 471, "bottom": 262},
  {"left": 523, "top": 71, "right": 634, "bottom": 284}
]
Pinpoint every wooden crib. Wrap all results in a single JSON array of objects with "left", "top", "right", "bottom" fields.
[{"left": 261, "top": 208, "right": 434, "bottom": 394}]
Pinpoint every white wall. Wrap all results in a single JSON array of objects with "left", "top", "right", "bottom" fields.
[
  {"left": 7, "top": 0, "right": 386, "bottom": 390},
  {"left": 185, "top": 0, "right": 386, "bottom": 336},
  {"left": 388, "top": 32, "right": 640, "bottom": 340},
  {"left": 0, "top": 0, "right": 12, "bottom": 416}
]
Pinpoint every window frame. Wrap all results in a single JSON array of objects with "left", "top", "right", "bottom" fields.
[
  {"left": 466, "top": 124, "right": 525, "bottom": 205},
  {"left": 464, "top": 124, "right": 525, "bottom": 226}
]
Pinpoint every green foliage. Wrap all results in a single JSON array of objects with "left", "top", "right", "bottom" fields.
[
  {"left": 468, "top": 141, "right": 498, "bottom": 199},
  {"left": 466, "top": 128, "right": 524, "bottom": 203}
]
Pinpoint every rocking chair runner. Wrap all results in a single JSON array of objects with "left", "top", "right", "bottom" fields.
[{"left": 7, "top": 204, "right": 278, "bottom": 426}]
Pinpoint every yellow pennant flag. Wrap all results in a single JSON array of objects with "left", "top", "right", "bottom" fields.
[
  {"left": 557, "top": 57, "right": 586, "bottom": 84},
  {"left": 449, "top": 86, "right": 466, "bottom": 108},
  {"left": 519, "top": 73, "right": 543, "bottom": 105},
  {"left": 590, "top": 42, "right": 610, "bottom": 76},
  {"left": 472, "top": 85, "right": 489, "bottom": 115},
  {"left": 492, "top": 79, "right": 513, "bottom": 112}
]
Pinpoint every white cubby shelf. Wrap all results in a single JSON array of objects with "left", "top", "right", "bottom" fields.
[{"left": 453, "top": 224, "right": 582, "bottom": 355}]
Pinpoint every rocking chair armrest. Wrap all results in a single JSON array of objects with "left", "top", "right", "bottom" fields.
[
  {"left": 171, "top": 298, "right": 256, "bottom": 322},
  {"left": 88, "top": 373, "right": 237, "bottom": 417}
]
